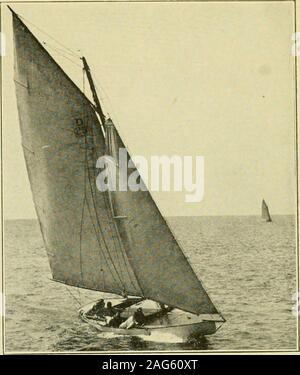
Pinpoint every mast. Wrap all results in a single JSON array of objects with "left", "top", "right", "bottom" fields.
[{"left": 81, "top": 57, "right": 106, "bottom": 128}]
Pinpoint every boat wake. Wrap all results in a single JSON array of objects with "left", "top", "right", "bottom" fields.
[{"left": 139, "top": 332, "right": 186, "bottom": 343}]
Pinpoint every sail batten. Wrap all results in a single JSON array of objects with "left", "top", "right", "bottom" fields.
[{"left": 12, "top": 11, "right": 219, "bottom": 316}]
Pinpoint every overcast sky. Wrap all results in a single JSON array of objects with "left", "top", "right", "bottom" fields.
[{"left": 2, "top": 1, "right": 296, "bottom": 218}]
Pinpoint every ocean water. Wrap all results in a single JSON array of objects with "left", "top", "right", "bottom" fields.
[{"left": 4, "top": 216, "right": 297, "bottom": 352}]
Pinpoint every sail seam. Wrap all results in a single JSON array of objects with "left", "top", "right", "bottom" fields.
[
  {"left": 86, "top": 148, "right": 141, "bottom": 294},
  {"left": 83, "top": 65, "right": 142, "bottom": 296},
  {"left": 103, "top": 126, "right": 145, "bottom": 295},
  {"left": 83, "top": 173, "right": 124, "bottom": 291},
  {"left": 90, "top": 135, "right": 130, "bottom": 290},
  {"left": 86, "top": 112, "right": 129, "bottom": 289},
  {"left": 84, "top": 194, "right": 123, "bottom": 290},
  {"left": 84, "top": 131, "right": 126, "bottom": 291},
  {"left": 82, "top": 57, "right": 142, "bottom": 295},
  {"left": 81, "top": 65, "right": 132, "bottom": 290},
  {"left": 79, "top": 184, "right": 86, "bottom": 286},
  {"left": 79, "top": 103, "right": 125, "bottom": 291}
]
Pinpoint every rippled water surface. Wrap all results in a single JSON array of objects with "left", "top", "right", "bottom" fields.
[{"left": 4, "top": 216, "right": 297, "bottom": 352}]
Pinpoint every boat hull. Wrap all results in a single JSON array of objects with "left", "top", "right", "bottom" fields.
[
  {"left": 149, "top": 321, "right": 216, "bottom": 340},
  {"left": 79, "top": 299, "right": 218, "bottom": 341}
]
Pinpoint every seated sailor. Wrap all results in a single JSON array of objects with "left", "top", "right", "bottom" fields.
[
  {"left": 119, "top": 307, "right": 146, "bottom": 329},
  {"left": 104, "top": 301, "right": 117, "bottom": 325},
  {"left": 134, "top": 307, "right": 146, "bottom": 326},
  {"left": 104, "top": 301, "right": 116, "bottom": 316},
  {"left": 86, "top": 299, "right": 105, "bottom": 318},
  {"left": 159, "top": 303, "right": 173, "bottom": 312},
  {"left": 107, "top": 311, "right": 124, "bottom": 328}
]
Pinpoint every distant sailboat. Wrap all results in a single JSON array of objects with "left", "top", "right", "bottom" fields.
[
  {"left": 10, "top": 7, "right": 225, "bottom": 341},
  {"left": 262, "top": 199, "right": 272, "bottom": 222}
]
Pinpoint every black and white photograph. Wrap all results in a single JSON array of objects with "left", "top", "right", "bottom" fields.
[{"left": 0, "top": 0, "right": 298, "bottom": 353}]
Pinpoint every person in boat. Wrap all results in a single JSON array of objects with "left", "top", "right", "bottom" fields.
[
  {"left": 119, "top": 307, "right": 146, "bottom": 329},
  {"left": 103, "top": 301, "right": 117, "bottom": 325},
  {"left": 159, "top": 302, "right": 166, "bottom": 310},
  {"left": 86, "top": 299, "right": 105, "bottom": 318},
  {"left": 107, "top": 311, "right": 123, "bottom": 328},
  {"left": 159, "top": 303, "right": 173, "bottom": 312},
  {"left": 104, "top": 301, "right": 116, "bottom": 317},
  {"left": 134, "top": 307, "right": 146, "bottom": 326}
]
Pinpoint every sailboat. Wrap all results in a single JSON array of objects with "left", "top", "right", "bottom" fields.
[
  {"left": 10, "top": 7, "right": 225, "bottom": 341},
  {"left": 262, "top": 199, "right": 272, "bottom": 222}
]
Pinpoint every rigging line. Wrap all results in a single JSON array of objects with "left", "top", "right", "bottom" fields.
[
  {"left": 84, "top": 62, "right": 119, "bottom": 122},
  {"left": 78, "top": 109, "right": 92, "bottom": 286},
  {"left": 65, "top": 285, "right": 81, "bottom": 307},
  {"left": 107, "top": 189, "right": 141, "bottom": 293},
  {"left": 81, "top": 67, "right": 138, "bottom": 293},
  {"left": 81, "top": 100, "right": 126, "bottom": 290},
  {"left": 89, "top": 126, "right": 135, "bottom": 290},
  {"left": 101, "top": 268, "right": 105, "bottom": 292},
  {"left": 84, "top": 148, "right": 127, "bottom": 290},
  {"left": 76, "top": 288, "right": 82, "bottom": 306},
  {"left": 82, "top": 69, "right": 85, "bottom": 94},
  {"left": 103, "top": 177, "right": 138, "bottom": 291},
  {"left": 93, "top": 77, "right": 120, "bottom": 123},
  {"left": 102, "top": 158, "right": 144, "bottom": 297},
  {"left": 73, "top": 284, "right": 82, "bottom": 306},
  {"left": 79, "top": 191, "right": 86, "bottom": 285},
  {"left": 100, "top": 130, "right": 141, "bottom": 293},
  {"left": 78, "top": 110, "right": 90, "bottom": 286},
  {"left": 18, "top": 14, "right": 80, "bottom": 58},
  {"left": 84, "top": 185, "right": 124, "bottom": 291},
  {"left": 82, "top": 124, "right": 125, "bottom": 290},
  {"left": 96, "top": 181, "right": 125, "bottom": 283},
  {"left": 90, "top": 124, "right": 137, "bottom": 291},
  {"left": 78, "top": 102, "right": 123, "bottom": 287},
  {"left": 84, "top": 193, "right": 123, "bottom": 289},
  {"left": 87, "top": 121, "right": 126, "bottom": 281},
  {"left": 85, "top": 147, "right": 126, "bottom": 291},
  {"left": 42, "top": 40, "right": 81, "bottom": 60},
  {"left": 101, "top": 118, "right": 140, "bottom": 293},
  {"left": 81, "top": 107, "right": 123, "bottom": 290},
  {"left": 42, "top": 42, "right": 82, "bottom": 68}
]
